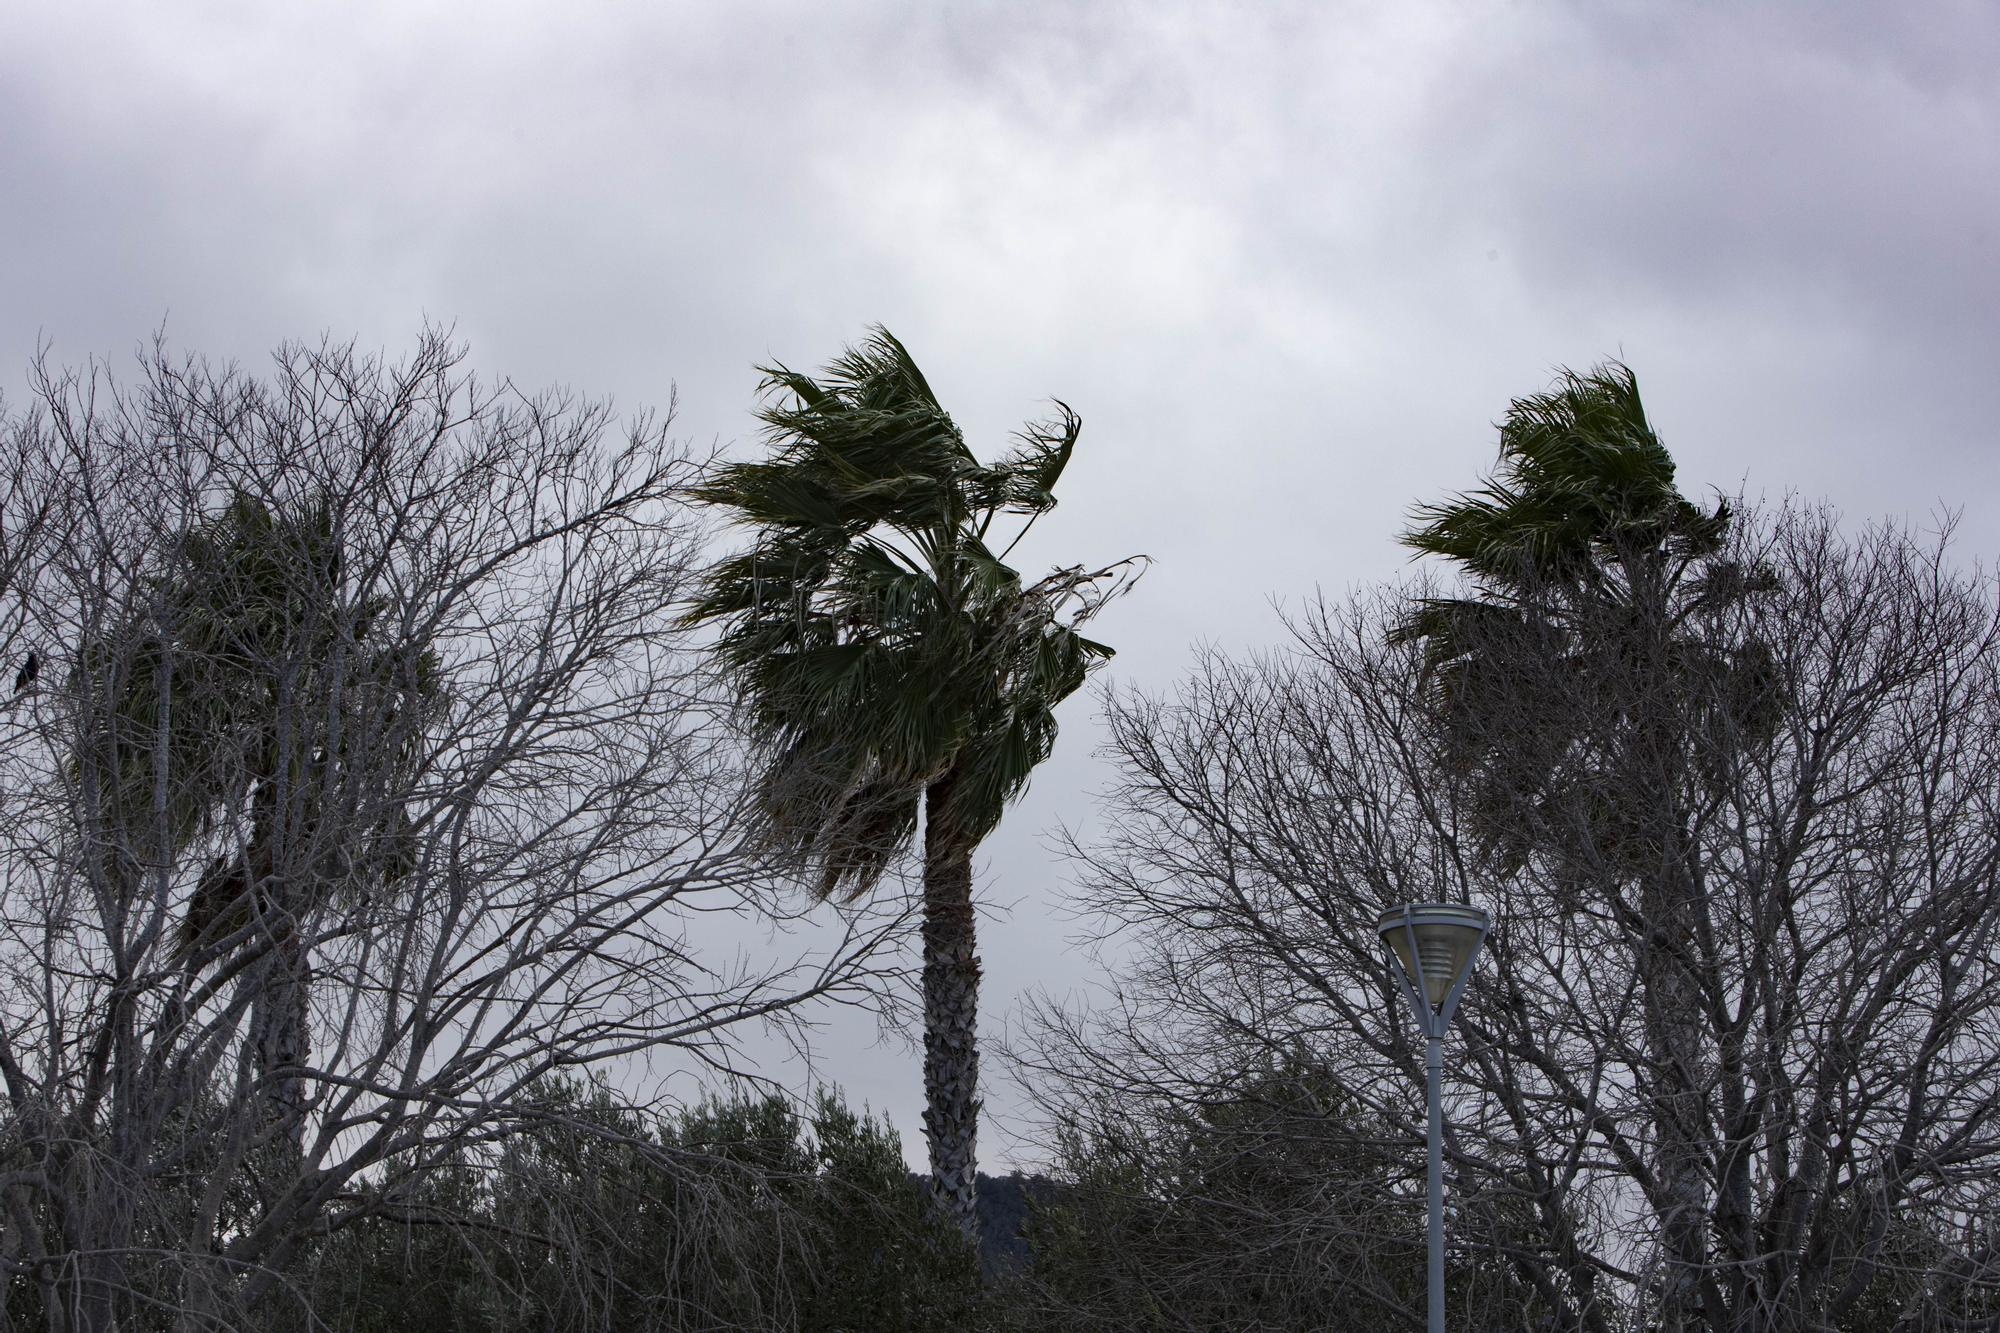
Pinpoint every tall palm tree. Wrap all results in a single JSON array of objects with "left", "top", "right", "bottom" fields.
[
  {"left": 686, "top": 328, "right": 1139, "bottom": 1238},
  {"left": 1395, "top": 363, "right": 1777, "bottom": 1331},
  {"left": 80, "top": 492, "right": 426, "bottom": 1150},
  {"left": 1394, "top": 363, "right": 1775, "bottom": 867}
]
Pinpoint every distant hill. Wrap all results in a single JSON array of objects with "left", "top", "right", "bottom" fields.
[
  {"left": 977, "top": 1170, "right": 1058, "bottom": 1275},
  {"left": 907, "top": 1170, "right": 1059, "bottom": 1275}
]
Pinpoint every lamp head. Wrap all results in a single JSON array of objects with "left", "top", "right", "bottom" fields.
[{"left": 1376, "top": 903, "right": 1489, "bottom": 1012}]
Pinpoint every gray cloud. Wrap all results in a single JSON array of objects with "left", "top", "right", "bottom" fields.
[{"left": 4, "top": 0, "right": 1995, "bottom": 1165}]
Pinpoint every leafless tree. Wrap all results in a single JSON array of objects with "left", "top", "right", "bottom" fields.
[
  {"left": 0, "top": 332, "right": 904, "bottom": 1331},
  {"left": 1018, "top": 503, "right": 2000, "bottom": 1332},
  {"left": 0, "top": 383, "right": 53, "bottom": 702}
]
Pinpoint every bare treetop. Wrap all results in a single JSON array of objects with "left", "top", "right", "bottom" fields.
[{"left": 0, "top": 331, "right": 904, "bottom": 1330}]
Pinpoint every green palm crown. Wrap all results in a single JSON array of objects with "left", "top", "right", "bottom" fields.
[
  {"left": 685, "top": 327, "right": 1139, "bottom": 898},
  {"left": 1394, "top": 362, "right": 1778, "bottom": 872}
]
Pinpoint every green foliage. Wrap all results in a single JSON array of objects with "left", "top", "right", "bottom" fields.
[
  {"left": 797, "top": 1093, "right": 1000, "bottom": 1333},
  {"left": 291, "top": 1082, "right": 1008, "bottom": 1333},
  {"left": 684, "top": 326, "right": 1133, "bottom": 895},
  {"left": 1023, "top": 1057, "right": 1544, "bottom": 1332}
]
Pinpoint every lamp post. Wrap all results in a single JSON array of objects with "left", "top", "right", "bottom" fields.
[{"left": 1377, "top": 902, "right": 1490, "bottom": 1333}]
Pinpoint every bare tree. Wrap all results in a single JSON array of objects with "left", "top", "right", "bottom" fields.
[
  {"left": 0, "top": 332, "right": 903, "bottom": 1331},
  {"left": 1018, "top": 503, "right": 2000, "bottom": 1333},
  {"left": 0, "top": 381, "right": 53, "bottom": 706}
]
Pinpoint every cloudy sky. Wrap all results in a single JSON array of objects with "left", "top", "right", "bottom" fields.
[{"left": 6, "top": 1, "right": 1997, "bottom": 1166}]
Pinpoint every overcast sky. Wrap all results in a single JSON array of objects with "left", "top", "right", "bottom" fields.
[{"left": 6, "top": 1, "right": 1997, "bottom": 1168}]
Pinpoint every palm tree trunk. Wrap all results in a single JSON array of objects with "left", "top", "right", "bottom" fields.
[
  {"left": 921, "top": 773, "right": 982, "bottom": 1244},
  {"left": 1643, "top": 877, "right": 1709, "bottom": 1333},
  {"left": 1626, "top": 567, "right": 1714, "bottom": 1333},
  {"left": 245, "top": 920, "right": 310, "bottom": 1157}
]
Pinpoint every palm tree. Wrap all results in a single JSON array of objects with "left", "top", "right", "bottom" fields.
[
  {"left": 686, "top": 327, "right": 1140, "bottom": 1238},
  {"left": 1394, "top": 363, "right": 1777, "bottom": 863},
  {"left": 1395, "top": 363, "right": 1777, "bottom": 1331},
  {"left": 79, "top": 492, "right": 426, "bottom": 1151}
]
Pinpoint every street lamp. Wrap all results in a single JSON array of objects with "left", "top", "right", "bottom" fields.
[{"left": 1377, "top": 902, "right": 1490, "bottom": 1333}]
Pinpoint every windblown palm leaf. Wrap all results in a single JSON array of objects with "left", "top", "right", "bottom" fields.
[{"left": 687, "top": 327, "right": 1131, "bottom": 899}]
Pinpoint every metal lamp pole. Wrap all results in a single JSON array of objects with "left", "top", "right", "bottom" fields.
[{"left": 1377, "top": 903, "right": 1490, "bottom": 1333}]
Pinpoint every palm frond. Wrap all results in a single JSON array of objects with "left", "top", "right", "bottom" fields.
[
  {"left": 1403, "top": 362, "right": 1730, "bottom": 585},
  {"left": 1397, "top": 360, "right": 1786, "bottom": 872},
  {"left": 688, "top": 328, "right": 1139, "bottom": 889}
]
